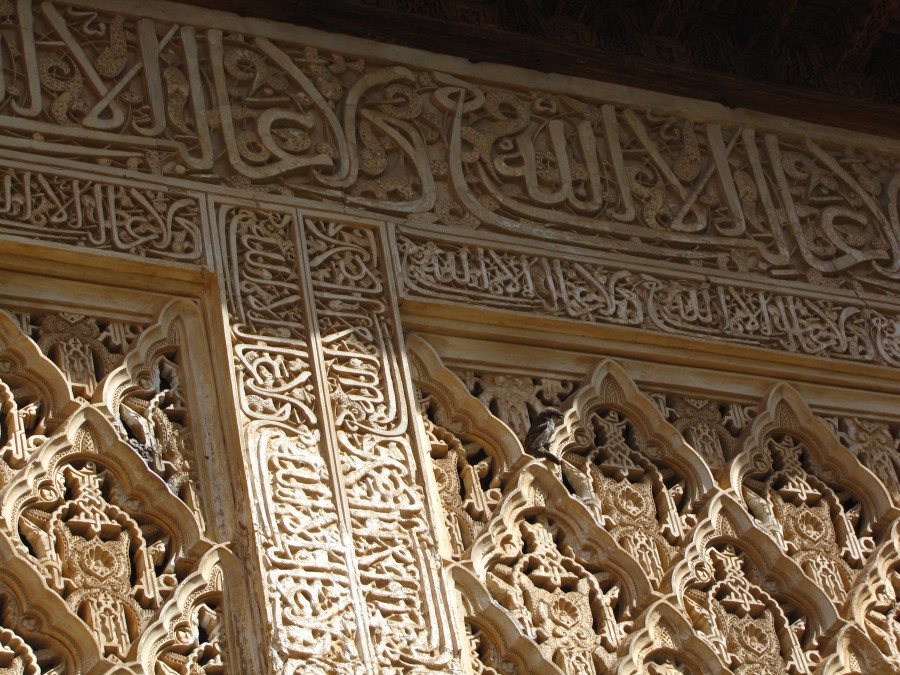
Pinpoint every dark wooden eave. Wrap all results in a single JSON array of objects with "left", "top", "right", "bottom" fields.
[{"left": 181, "top": 0, "right": 900, "bottom": 138}]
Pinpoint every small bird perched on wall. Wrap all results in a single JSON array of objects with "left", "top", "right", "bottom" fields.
[
  {"left": 523, "top": 407, "right": 565, "bottom": 463},
  {"left": 523, "top": 406, "right": 599, "bottom": 513}
]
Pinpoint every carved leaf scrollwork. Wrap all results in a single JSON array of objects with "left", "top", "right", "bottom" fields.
[
  {"left": 410, "top": 339, "right": 900, "bottom": 674},
  {"left": 0, "top": 304, "right": 240, "bottom": 673}
]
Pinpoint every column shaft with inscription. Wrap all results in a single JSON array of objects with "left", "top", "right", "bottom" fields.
[{"left": 216, "top": 203, "right": 457, "bottom": 673}]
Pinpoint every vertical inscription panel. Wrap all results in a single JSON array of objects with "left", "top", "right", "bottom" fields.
[
  {"left": 215, "top": 201, "right": 458, "bottom": 673},
  {"left": 215, "top": 200, "right": 364, "bottom": 674},
  {"left": 302, "top": 216, "right": 458, "bottom": 672}
]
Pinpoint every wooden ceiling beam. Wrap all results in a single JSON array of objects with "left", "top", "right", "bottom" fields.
[
  {"left": 174, "top": 0, "right": 900, "bottom": 139},
  {"left": 651, "top": 0, "right": 703, "bottom": 38},
  {"left": 740, "top": 0, "right": 802, "bottom": 53},
  {"left": 836, "top": 0, "right": 900, "bottom": 71}
]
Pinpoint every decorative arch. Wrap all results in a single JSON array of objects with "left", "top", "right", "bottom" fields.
[
  {"left": 408, "top": 334, "right": 523, "bottom": 558},
  {"left": 551, "top": 360, "right": 716, "bottom": 586},
  {"left": 452, "top": 564, "right": 564, "bottom": 675},
  {"left": 728, "top": 383, "right": 899, "bottom": 604},
  {"left": 0, "top": 310, "right": 74, "bottom": 422},
  {"left": 0, "top": 309, "right": 78, "bottom": 488},
  {"left": 840, "top": 520, "right": 900, "bottom": 669},
  {"left": 0, "top": 405, "right": 210, "bottom": 661},
  {"left": 0, "top": 528, "right": 105, "bottom": 674},
  {"left": 669, "top": 493, "right": 841, "bottom": 674},
  {"left": 817, "top": 625, "right": 895, "bottom": 675},
  {"left": 0, "top": 298, "right": 254, "bottom": 672},
  {"left": 462, "top": 464, "right": 658, "bottom": 674},
  {"left": 406, "top": 340, "right": 900, "bottom": 673},
  {"left": 616, "top": 600, "right": 729, "bottom": 674},
  {"left": 98, "top": 299, "right": 211, "bottom": 529},
  {"left": 133, "top": 546, "right": 239, "bottom": 672}
]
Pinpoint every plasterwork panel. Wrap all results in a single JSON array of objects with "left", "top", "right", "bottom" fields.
[
  {"left": 213, "top": 200, "right": 458, "bottom": 673},
  {"left": 0, "top": 162, "right": 206, "bottom": 263},
  {"left": 409, "top": 337, "right": 900, "bottom": 674},
  {"left": 0, "top": 0, "right": 899, "bottom": 370},
  {"left": 398, "top": 232, "right": 900, "bottom": 367},
  {"left": 1, "top": 0, "right": 900, "bottom": 673},
  {"left": 0, "top": 287, "right": 261, "bottom": 673},
  {"left": 434, "top": 356, "right": 900, "bottom": 508},
  {"left": 0, "top": 0, "right": 898, "bottom": 294}
]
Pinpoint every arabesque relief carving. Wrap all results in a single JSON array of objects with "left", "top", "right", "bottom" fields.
[
  {"left": 552, "top": 362, "right": 715, "bottom": 588},
  {"left": 410, "top": 338, "right": 900, "bottom": 673},
  {"left": 471, "top": 468, "right": 652, "bottom": 672},
  {"left": 217, "top": 201, "right": 363, "bottom": 673},
  {"left": 0, "top": 301, "right": 251, "bottom": 673},
  {"left": 409, "top": 335, "right": 523, "bottom": 560},
  {"left": 0, "top": 163, "right": 204, "bottom": 263},
  {"left": 217, "top": 203, "right": 457, "bottom": 673},
  {"left": 1, "top": 1, "right": 900, "bottom": 296},
  {"left": 399, "top": 234, "right": 900, "bottom": 367},
  {"left": 451, "top": 367, "right": 576, "bottom": 442},
  {"left": 2, "top": 1, "right": 900, "bottom": 673},
  {"left": 729, "top": 386, "right": 898, "bottom": 605},
  {"left": 670, "top": 495, "right": 838, "bottom": 674},
  {"left": 13, "top": 309, "right": 142, "bottom": 398},
  {"left": 304, "top": 218, "right": 454, "bottom": 671},
  {"left": 99, "top": 307, "right": 205, "bottom": 527}
]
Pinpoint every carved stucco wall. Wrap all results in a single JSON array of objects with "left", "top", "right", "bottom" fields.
[{"left": 0, "top": 1, "right": 899, "bottom": 673}]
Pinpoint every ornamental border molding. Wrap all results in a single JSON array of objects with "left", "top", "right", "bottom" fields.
[
  {"left": 0, "top": 0, "right": 899, "bottom": 299},
  {"left": 397, "top": 231, "right": 900, "bottom": 368}
]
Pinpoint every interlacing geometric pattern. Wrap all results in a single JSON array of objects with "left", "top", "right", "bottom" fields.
[
  {"left": 1, "top": 1, "right": 900, "bottom": 672},
  {"left": 0, "top": 301, "right": 240, "bottom": 673},
  {"left": 1, "top": 1, "right": 900, "bottom": 367},
  {"left": 410, "top": 337, "right": 900, "bottom": 674}
]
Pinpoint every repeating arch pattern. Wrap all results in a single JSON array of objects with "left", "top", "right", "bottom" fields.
[
  {"left": 469, "top": 466, "right": 656, "bottom": 673},
  {"left": 553, "top": 361, "right": 716, "bottom": 587},
  {"left": 0, "top": 302, "right": 248, "bottom": 673},
  {"left": 728, "top": 385, "right": 898, "bottom": 606},
  {"left": 410, "top": 337, "right": 900, "bottom": 674}
]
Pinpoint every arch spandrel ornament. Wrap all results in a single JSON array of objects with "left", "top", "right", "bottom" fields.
[
  {"left": 648, "top": 392, "right": 757, "bottom": 479},
  {"left": 0, "top": 406, "right": 210, "bottom": 663},
  {"left": 615, "top": 600, "right": 730, "bottom": 675},
  {"left": 551, "top": 361, "right": 716, "bottom": 588},
  {"left": 409, "top": 335, "right": 523, "bottom": 559},
  {"left": 822, "top": 415, "right": 900, "bottom": 508},
  {"left": 97, "top": 300, "right": 218, "bottom": 538},
  {"left": 837, "top": 519, "right": 900, "bottom": 670},
  {"left": 669, "top": 494, "right": 842, "bottom": 675},
  {"left": 0, "top": 300, "right": 252, "bottom": 673},
  {"left": 728, "top": 383, "right": 900, "bottom": 605},
  {"left": 464, "top": 465, "right": 658, "bottom": 674},
  {"left": 0, "top": 310, "right": 78, "bottom": 486}
]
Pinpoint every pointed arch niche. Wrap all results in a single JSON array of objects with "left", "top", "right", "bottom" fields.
[
  {"left": 0, "top": 268, "right": 267, "bottom": 674},
  {"left": 407, "top": 330, "right": 900, "bottom": 674}
]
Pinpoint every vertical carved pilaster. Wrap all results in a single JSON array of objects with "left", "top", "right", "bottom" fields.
[
  {"left": 302, "top": 217, "right": 457, "bottom": 672},
  {"left": 217, "top": 202, "right": 364, "bottom": 674},
  {"left": 216, "top": 205, "right": 453, "bottom": 673},
  {"left": 218, "top": 205, "right": 458, "bottom": 672}
]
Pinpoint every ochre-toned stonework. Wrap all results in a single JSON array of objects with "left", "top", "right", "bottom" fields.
[{"left": 1, "top": 1, "right": 900, "bottom": 673}]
